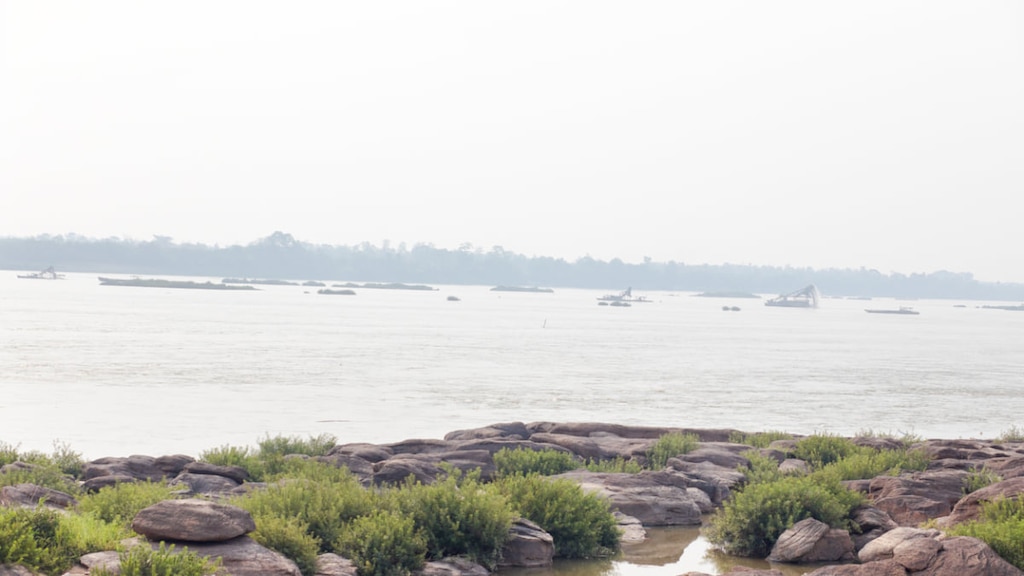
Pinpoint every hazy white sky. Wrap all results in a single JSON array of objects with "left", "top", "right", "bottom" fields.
[{"left": 2, "top": 2, "right": 1022, "bottom": 281}]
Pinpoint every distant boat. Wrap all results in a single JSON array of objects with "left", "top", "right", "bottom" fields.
[
  {"left": 490, "top": 286, "right": 554, "bottom": 293},
  {"left": 17, "top": 266, "right": 65, "bottom": 280},
  {"left": 866, "top": 306, "right": 920, "bottom": 315},
  {"left": 597, "top": 287, "right": 651, "bottom": 303},
  {"left": 765, "top": 284, "right": 820, "bottom": 308},
  {"left": 447, "top": 295, "right": 461, "bottom": 302},
  {"left": 722, "top": 306, "right": 741, "bottom": 311}
]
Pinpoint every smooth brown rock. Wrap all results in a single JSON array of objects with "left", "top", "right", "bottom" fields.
[
  {"left": 914, "top": 536, "right": 1024, "bottom": 576},
  {"left": 498, "top": 518, "right": 554, "bottom": 567},
  {"left": 131, "top": 499, "right": 256, "bottom": 542},
  {"left": 768, "top": 518, "right": 855, "bottom": 563},
  {"left": 0, "top": 483, "right": 77, "bottom": 509}
]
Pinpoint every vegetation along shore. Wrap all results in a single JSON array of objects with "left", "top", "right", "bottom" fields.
[{"left": 3, "top": 422, "right": 1024, "bottom": 576}]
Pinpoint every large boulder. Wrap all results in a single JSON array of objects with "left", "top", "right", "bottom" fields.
[
  {"left": 940, "top": 476, "right": 1024, "bottom": 527},
  {"left": 858, "top": 527, "right": 942, "bottom": 563},
  {"left": 169, "top": 472, "right": 241, "bottom": 496},
  {"left": 767, "top": 518, "right": 855, "bottom": 564},
  {"left": 552, "top": 470, "right": 702, "bottom": 525},
  {"left": 527, "top": 432, "right": 652, "bottom": 461},
  {"left": 914, "top": 536, "right": 1024, "bottom": 576},
  {"left": 667, "top": 458, "right": 747, "bottom": 505},
  {"left": 131, "top": 499, "right": 256, "bottom": 542},
  {"left": 804, "top": 559, "right": 908, "bottom": 575},
  {"left": 82, "top": 455, "right": 169, "bottom": 482},
  {"left": 166, "top": 535, "right": 302, "bottom": 576},
  {"left": 868, "top": 469, "right": 968, "bottom": 525},
  {"left": 181, "top": 461, "right": 248, "bottom": 483},
  {"left": 0, "top": 483, "right": 77, "bottom": 510},
  {"left": 315, "top": 453, "right": 376, "bottom": 485},
  {"left": 444, "top": 422, "right": 531, "bottom": 441},
  {"left": 498, "top": 518, "right": 554, "bottom": 567},
  {"left": 372, "top": 450, "right": 496, "bottom": 485}
]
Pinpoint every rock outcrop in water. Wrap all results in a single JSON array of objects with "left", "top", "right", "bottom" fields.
[{"left": 3, "top": 423, "right": 1024, "bottom": 576}]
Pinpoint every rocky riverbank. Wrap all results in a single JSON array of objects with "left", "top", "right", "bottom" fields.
[{"left": 3, "top": 422, "right": 1024, "bottom": 576}]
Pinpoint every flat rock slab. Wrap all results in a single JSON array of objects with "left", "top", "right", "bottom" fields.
[{"left": 131, "top": 499, "right": 256, "bottom": 542}]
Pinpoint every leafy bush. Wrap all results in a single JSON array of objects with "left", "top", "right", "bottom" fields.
[
  {"left": 728, "top": 430, "right": 793, "bottom": 448},
  {"left": 998, "top": 425, "right": 1024, "bottom": 443},
  {"left": 390, "top": 469, "right": 513, "bottom": 567},
  {"left": 231, "top": 466, "right": 373, "bottom": 554},
  {"left": 93, "top": 542, "right": 219, "bottom": 576},
  {"left": 248, "top": 515, "right": 320, "bottom": 576},
  {"left": 77, "top": 481, "right": 179, "bottom": 526},
  {"left": 585, "top": 457, "right": 642, "bottom": 474},
  {"left": 336, "top": 511, "right": 426, "bottom": 576},
  {"left": 258, "top": 433, "right": 337, "bottom": 458},
  {"left": 964, "top": 466, "right": 1003, "bottom": 494},
  {"left": 792, "top": 433, "right": 858, "bottom": 468},
  {"left": 199, "top": 444, "right": 268, "bottom": 481},
  {"left": 0, "top": 461, "right": 80, "bottom": 494},
  {"left": 705, "top": 474, "right": 863, "bottom": 557},
  {"left": 497, "top": 474, "right": 619, "bottom": 559},
  {"left": 646, "top": 432, "right": 700, "bottom": 469},
  {"left": 0, "top": 507, "right": 59, "bottom": 574},
  {"left": 742, "top": 451, "right": 788, "bottom": 485},
  {"left": 816, "top": 446, "right": 930, "bottom": 481},
  {"left": 0, "top": 440, "right": 20, "bottom": 466},
  {"left": 493, "top": 447, "right": 578, "bottom": 477},
  {"left": 0, "top": 506, "right": 130, "bottom": 575},
  {"left": 948, "top": 497, "right": 1024, "bottom": 570}
]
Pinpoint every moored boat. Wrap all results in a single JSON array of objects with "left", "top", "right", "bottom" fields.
[{"left": 18, "top": 266, "right": 65, "bottom": 280}]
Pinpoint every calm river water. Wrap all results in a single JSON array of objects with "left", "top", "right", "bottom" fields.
[{"left": 2, "top": 271, "right": 1022, "bottom": 574}]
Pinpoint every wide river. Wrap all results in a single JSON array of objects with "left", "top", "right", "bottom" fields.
[{"left": 2, "top": 271, "right": 1022, "bottom": 574}]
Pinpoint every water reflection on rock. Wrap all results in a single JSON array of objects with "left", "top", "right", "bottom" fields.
[{"left": 496, "top": 526, "right": 818, "bottom": 576}]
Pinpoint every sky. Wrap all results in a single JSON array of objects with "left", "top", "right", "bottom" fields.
[{"left": 2, "top": 2, "right": 1022, "bottom": 282}]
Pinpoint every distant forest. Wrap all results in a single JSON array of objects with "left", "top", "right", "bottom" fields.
[{"left": 2, "top": 231, "right": 1023, "bottom": 301}]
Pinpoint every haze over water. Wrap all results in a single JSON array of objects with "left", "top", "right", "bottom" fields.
[{"left": 3, "top": 272, "right": 1022, "bottom": 460}]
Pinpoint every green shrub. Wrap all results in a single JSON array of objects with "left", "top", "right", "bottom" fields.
[
  {"left": 728, "top": 430, "right": 793, "bottom": 448},
  {"left": 77, "top": 482, "right": 178, "bottom": 526},
  {"left": 705, "top": 474, "right": 863, "bottom": 557},
  {"left": 741, "top": 451, "right": 788, "bottom": 485},
  {"left": 93, "top": 542, "right": 219, "bottom": 576},
  {"left": 816, "top": 446, "right": 930, "bottom": 481},
  {"left": 646, "top": 432, "right": 700, "bottom": 469},
  {"left": 0, "top": 461, "right": 80, "bottom": 495},
  {"left": 56, "top": 512, "right": 133, "bottom": 558},
  {"left": 964, "top": 467, "right": 1003, "bottom": 494},
  {"left": 0, "top": 441, "right": 20, "bottom": 466},
  {"left": 199, "top": 444, "right": 268, "bottom": 481},
  {"left": 390, "top": 469, "right": 513, "bottom": 567},
  {"left": 948, "top": 497, "right": 1024, "bottom": 570},
  {"left": 0, "top": 506, "right": 130, "bottom": 575},
  {"left": 493, "top": 447, "right": 577, "bottom": 477},
  {"left": 231, "top": 470, "right": 373, "bottom": 554},
  {"left": 248, "top": 515, "right": 320, "bottom": 576},
  {"left": 792, "top": 434, "right": 858, "bottom": 468},
  {"left": 998, "top": 426, "right": 1024, "bottom": 443},
  {"left": 584, "top": 457, "right": 642, "bottom": 474},
  {"left": 258, "top": 433, "right": 337, "bottom": 458},
  {"left": 0, "top": 506, "right": 52, "bottom": 569},
  {"left": 497, "top": 474, "right": 619, "bottom": 559},
  {"left": 336, "top": 511, "right": 426, "bottom": 576}
]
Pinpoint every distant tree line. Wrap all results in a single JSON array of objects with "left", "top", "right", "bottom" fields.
[{"left": 2, "top": 231, "right": 1023, "bottom": 301}]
